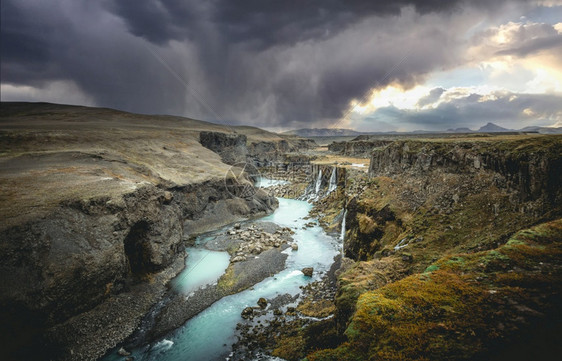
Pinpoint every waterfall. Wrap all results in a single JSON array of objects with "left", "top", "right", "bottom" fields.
[
  {"left": 315, "top": 169, "right": 323, "bottom": 194},
  {"left": 327, "top": 167, "right": 337, "bottom": 194},
  {"left": 340, "top": 209, "right": 347, "bottom": 241}
]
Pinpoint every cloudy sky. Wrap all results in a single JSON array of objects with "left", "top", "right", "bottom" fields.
[{"left": 2, "top": 0, "right": 562, "bottom": 131}]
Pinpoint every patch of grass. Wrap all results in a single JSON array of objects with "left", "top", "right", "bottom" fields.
[
  {"left": 358, "top": 213, "right": 378, "bottom": 234},
  {"left": 216, "top": 265, "right": 236, "bottom": 291},
  {"left": 297, "top": 298, "right": 336, "bottom": 318},
  {"left": 307, "top": 219, "right": 562, "bottom": 361},
  {"left": 272, "top": 335, "right": 306, "bottom": 361}
]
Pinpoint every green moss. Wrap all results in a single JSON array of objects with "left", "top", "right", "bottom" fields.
[
  {"left": 306, "top": 219, "right": 562, "bottom": 361},
  {"left": 216, "top": 265, "right": 236, "bottom": 291},
  {"left": 306, "top": 344, "right": 363, "bottom": 361},
  {"left": 272, "top": 335, "right": 306, "bottom": 361},
  {"left": 424, "top": 264, "right": 439, "bottom": 273}
]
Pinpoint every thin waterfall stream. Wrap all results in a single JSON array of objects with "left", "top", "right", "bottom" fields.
[
  {"left": 328, "top": 167, "right": 337, "bottom": 194},
  {"left": 314, "top": 169, "right": 322, "bottom": 195}
]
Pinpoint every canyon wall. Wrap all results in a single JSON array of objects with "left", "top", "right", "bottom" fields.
[
  {"left": 0, "top": 103, "right": 281, "bottom": 361},
  {"left": 200, "top": 130, "right": 316, "bottom": 166},
  {"left": 368, "top": 138, "right": 562, "bottom": 207}
]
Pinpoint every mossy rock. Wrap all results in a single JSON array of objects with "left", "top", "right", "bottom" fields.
[{"left": 307, "top": 219, "right": 562, "bottom": 361}]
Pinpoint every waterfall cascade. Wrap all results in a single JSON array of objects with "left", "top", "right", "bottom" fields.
[
  {"left": 315, "top": 169, "right": 323, "bottom": 194},
  {"left": 340, "top": 209, "right": 347, "bottom": 241},
  {"left": 327, "top": 167, "right": 337, "bottom": 194}
]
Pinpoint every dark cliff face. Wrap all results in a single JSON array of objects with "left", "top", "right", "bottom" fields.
[
  {"left": 248, "top": 138, "right": 316, "bottom": 166},
  {"left": 199, "top": 131, "right": 248, "bottom": 165},
  {"left": 368, "top": 138, "right": 562, "bottom": 208},
  {"left": 200, "top": 130, "right": 317, "bottom": 167},
  {"left": 339, "top": 136, "right": 562, "bottom": 271},
  {"left": 0, "top": 178, "right": 277, "bottom": 361},
  {"left": 329, "top": 139, "right": 392, "bottom": 157},
  {"left": 344, "top": 199, "right": 396, "bottom": 260}
]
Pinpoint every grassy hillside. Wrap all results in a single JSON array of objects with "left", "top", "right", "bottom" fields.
[{"left": 0, "top": 102, "right": 285, "bottom": 229}]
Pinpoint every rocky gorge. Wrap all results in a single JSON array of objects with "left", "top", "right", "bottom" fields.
[
  {"left": 246, "top": 134, "right": 562, "bottom": 361},
  {"left": 2, "top": 102, "right": 562, "bottom": 361},
  {"left": 0, "top": 102, "right": 310, "bottom": 361}
]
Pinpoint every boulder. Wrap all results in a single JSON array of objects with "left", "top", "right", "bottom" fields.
[
  {"left": 301, "top": 267, "right": 314, "bottom": 277},
  {"left": 401, "top": 253, "right": 414, "bottom": 262},
  {"left": 118, "top": 347, "right": 131, "bottom": 356},
  {"left": 163, "top": 191, "right": 174, "bottom": 204},
  {"left": 257, "top": 297, "right": 268, "bottom": 309},
  {"left": 241, "top": 307, "right": 254, "bottom": 319},
  {"left": 232, "top": 255, "right": 246, "bottom": 262}
]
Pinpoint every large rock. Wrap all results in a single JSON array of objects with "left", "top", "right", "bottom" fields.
[{"left": 302, "top": 267, "right": 314, "bottom": 277}]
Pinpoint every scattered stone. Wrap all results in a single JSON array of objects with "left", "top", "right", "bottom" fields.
[
  {"left": 301, "top": 267, "right": 314, "bottom": 277},
  {"left": 241, "top": 307, "right": 254, "bottom": 319},
  {"left": 257, "top": 298, "right": 268, "bottom": 309},
  {"left": 401, "top": 253, "right": 413, "bottom": 262},
  {"left": 118, "top": 347, "right": 131, "bottom": 356},
  {"left": 291, "top": 243, "right": 299, "bottom": 251},
  {"left": 474, "top": 158, "right": 481, "bottom": 169},
  {"left": 163, "top": 191, "right": 173, "bottom": 204}
]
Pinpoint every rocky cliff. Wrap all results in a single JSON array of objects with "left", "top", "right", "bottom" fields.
[
  {"left": 0, "top": 102, "right": 279, "bottom": 361},
  {"left": 328, "top": 137, "right": 392, "bottom": 157},
  {"left": 368, "top": 137, "right": 562, "bottom": 210},
  {"left": 200, "top": 130, "right": 316, "bottom": 167},
  {"left": 264, "top": 134, "right": 562, "bottom": 361},
  {"left": 199, "top": 131, "right": 248, "bottom": 164}
]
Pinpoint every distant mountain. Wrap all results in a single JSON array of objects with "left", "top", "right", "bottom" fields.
[
  {"left": 532, "top": 127, "right": 562, "bottom": 134},
  {"left": 282, "top": 123, "right": 562, "bottom": 137},
  {"left": 282, "top": 128, "right": 362, "bottom": 137},
  {"left": 478, "top": 122, "right": 512, "bottom": 132},
  {"left": 518, "top": 126, "right": 562, "bottom": 134},
  {"left": 446, "top": 127, "right": 474, "bottom": 133}
]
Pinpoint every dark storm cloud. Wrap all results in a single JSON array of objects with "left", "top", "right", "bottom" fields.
[
  {"left": 417, "top": 87, "right": 445, "bottom": 107},
  {"left": 107, "top": 0, "right": 200, "bottom": 45},
  {"left": 364, "top": 92, "right": 562, "bottom": 131},
  {"left": 0, "top": 0, "right": 542, "bottom": 128},
  {"left": 1, "top": 1, "right": 192, "bottom": 115},
  {"left": 109, "top": 0, "right": 516, "bottom": 49}
]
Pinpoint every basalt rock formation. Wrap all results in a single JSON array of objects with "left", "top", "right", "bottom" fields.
[
  {"left": 0, "top": 102, "right": 280, "bottom": 361},
  {"left": 266, "top": 134, "right": 562, "bottom": 361},
  {"left": 199, "top": 131, "right": 248, "bottom": 165},
  {"left": 368, "top": 138, "right": 562, "bottom": 208},
  {"left": 328, "top": 137, "right": 392, "bottom": 157},
  {"left": 200, "top": 130, "right": 316, "bottom": 167}
]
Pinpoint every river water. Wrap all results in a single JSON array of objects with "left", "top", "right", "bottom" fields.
[{"left": 104, "top": 198, "right": 340, "bottom": 361}]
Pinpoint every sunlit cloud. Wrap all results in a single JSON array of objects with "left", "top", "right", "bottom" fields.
[{"left": 343, "top": 10, "right": 562, "bottom": 132}]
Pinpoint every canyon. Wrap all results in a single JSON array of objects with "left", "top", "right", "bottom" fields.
[{"left": 1, "top": 102, "right": 561, "bottom": 361}]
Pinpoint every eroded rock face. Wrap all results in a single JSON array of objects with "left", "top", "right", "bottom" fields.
[
  {"left": 368, "top": 138, "right": 562, "bottom": 207},
  {"left": 199, "top": 131, "right": 248, "bottom": 165},
  {"left": 329, "top": 138, "right": 392, "bottom": 157},
  {"left": 0, "top": 179, "right": 278, "bottom": 361},
  {"left": 200, "top": 131, "right": 316, "bottom": 167}
]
